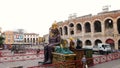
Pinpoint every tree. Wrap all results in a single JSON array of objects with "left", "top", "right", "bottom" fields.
[{"left": 0, "top": 36, "right": 5, "bottom": 48}]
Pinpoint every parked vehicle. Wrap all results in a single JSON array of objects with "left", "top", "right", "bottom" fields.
[
  {"left": 93, "top": 43, "right": 112, "bottom": 54},
  {"left": 83, "top": 43, "right": 112, "bottom": 55}
]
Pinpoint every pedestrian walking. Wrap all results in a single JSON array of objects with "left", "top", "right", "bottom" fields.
[
  {"left": 11, "top": 46, "right": 15, "bottom": 55},
  {"left": 82, "top": 55, "right": 88, "bottom": 68},
  {"left": 36, "top": 48, "right": 40, "bottom": 57}
]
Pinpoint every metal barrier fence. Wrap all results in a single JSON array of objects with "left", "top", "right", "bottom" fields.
[
  {"left": 28, "top": 52, "right": 120, "bottom": 68},
  {"left": 0, "top": 50, "right": 44, "bottom": 63}
]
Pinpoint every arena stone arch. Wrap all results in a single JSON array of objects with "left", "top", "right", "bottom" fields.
[
  {"left": 69, "top": 23, "right": 74, "bottom": 27},
  {"left": 59, "top": 27, "right": 63, "bottom": 35},
  {"left": 85, "top": 40, "right": 92, "bottom": 46},
  {"left": 94, "top": 39, "right": 102, "bottom": 46},
  {"left": 105, "top": 38, "right": 115, "bottom": 49},
  {"left": 64, "top": 26, "right": 68, "bottom": 35},
  {"left": 117, "top": 18, "right": 120, "bottom": 34},
  {"left": 69, "top": 23, "right": 75, "bottom": 35},
  {"left": 118, "top": 39, "right": 120, "bottom": 50},
  {"left": 76, "top": 23, "right": 82, "bottom": 33},
  {"left": 104, "top": 18, "right": 113, "bottom": 29},
  {"left": 94, "top": 20, "right": 102, "bottom": 32},
  {"left": 84, "top": 22, "right": 91, "bottom": 33},
  {"left": 76, "top": 39, "right": 83, "bottom": 49}
]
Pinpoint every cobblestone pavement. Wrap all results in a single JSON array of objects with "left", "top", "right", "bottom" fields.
[
  {"left": 0, "top": 59, "right": 42, "bottom": 68},
  {"left": 1, "top": 59, "right": 120, "bottom": 68},
  {"left": 0, "top": 46, "right": 120, "bottom": 68},
  {"left": 0, "top": 45, "right": 44, "bottom": 68},
  {"left": 90, "top": 59, "right": 120, "bottom": 68}
]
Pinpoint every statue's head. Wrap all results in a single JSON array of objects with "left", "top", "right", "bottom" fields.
[
  {"left": 61, "top": 39, "right": 68, "bottom": 48},
  {"left": 69, "top": 37, "right": 74, "bottom": 41},
  {"left": 52, "top": 21, "right": 58, "bottom": 29},
  {"left": 64, "top": 40, "right": 68, "bottom": 46}
]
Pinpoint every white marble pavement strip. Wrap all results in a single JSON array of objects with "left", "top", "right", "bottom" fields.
[
  {"left": 90, "top": 59, "right": 120, "bottom": 68},
  {"left": 0, "top": 59, "right": 43, "bottom": 68}
]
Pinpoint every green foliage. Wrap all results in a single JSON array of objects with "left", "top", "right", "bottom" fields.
[{"left": 0, "top": 36, "right": 5, "bottom": 45}]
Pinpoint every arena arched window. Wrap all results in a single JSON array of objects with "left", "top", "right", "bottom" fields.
[
  {"left": 64, "top": 26, "right": 68, "bottom": 35},
  {"left": 85, "top": 22, "right": 91, "bottom": 33},
  {"left": 59, "top": 27, "right": 63, "bottom": 35},
  {"left": 85, "top": 40, "right": 92, "bottom": 46},
  {"left": 105, "top": 19, "right": 113, "bottom": 29},
  {"left": 76, "top": 23, "right": 82, "bottom": 33},
  {"left": 94, "top": 20, "right": 102, "bottom": 32},
  {"left": 117, "top": 18, "right": 120, "bottom": 34},
  {"left": 69, "top": 23, "right": 74, "bottom": 27},
  {"left": 94, "top": 39, "right": 102, "bottom": 45}
]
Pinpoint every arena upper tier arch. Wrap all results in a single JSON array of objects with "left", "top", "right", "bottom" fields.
[{"left": 58, "top": 10, "right": 120, "bottom": 50}]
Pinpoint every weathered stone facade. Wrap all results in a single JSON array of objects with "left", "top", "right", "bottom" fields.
[
  {"left": 3, "top": 31, "right": 14, "bottom": 44},
  {"left": 58, "top": 10, "right": 120, "bottom": 50}
]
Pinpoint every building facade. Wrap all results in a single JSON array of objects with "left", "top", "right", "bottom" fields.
[
  {"left": 13, "top": 31, "right": 24, "bottom": 44},
  {"left": 3, "top": 30, "right": 40, "bottom": 46},
  {"left": 43, "top": 34, "right": 49, "bottom": 44},
  {"left": 38, "top": 37, "right": 44, "bottom": 44},
  {"left": 58, "top": 10, "right": 120, "bottom": 50},
  {"left": 3, "top": 31, "right": 14, "bottom": 45},
  {"left": 24, "top": 33, "right": 39, "bottom": 45}
]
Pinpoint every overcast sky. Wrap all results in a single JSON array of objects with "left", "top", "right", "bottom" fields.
[{"left": 0, "top": 0, "right": 119, "bottom": 36}]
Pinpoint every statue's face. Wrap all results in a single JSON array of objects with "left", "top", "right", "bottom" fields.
[
  {"left": 63, "top": 40, "right": 68, "bottom": 47},
  {"left": 53, "top": 25, "right": 57, "bottom": 29},
  {"left": 52, "top": 23, "right": 58, "bottom": 29},
  {"left": 64, "top": 41, "right": 66, "bottom": 45}
]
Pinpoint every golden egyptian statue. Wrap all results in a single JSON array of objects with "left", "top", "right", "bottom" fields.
[
  {"left": 55, "top": 39, "right": 73, "bottom": 54},
  {"left": 43, "top": 21, "right": 61, "bottom": 64},
  {"left": 52, "top": 21, "right": 58, "bottom": 29},
  {"left": 69, "top": 37, "right": 75, "bottom": 50}
]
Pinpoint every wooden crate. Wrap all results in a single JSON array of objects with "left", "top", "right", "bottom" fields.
[
  {"left": 52, "top": 52, "right": 76, "bottom": 68},
  {"left": 71, "top": 49, "right": 93, "bottom": 59},
  {"left": 71, "top": 49, "right": 84, "bottom": 68},
  {"left": 72, "top": 49, "right": 84, "bottom": 60}
]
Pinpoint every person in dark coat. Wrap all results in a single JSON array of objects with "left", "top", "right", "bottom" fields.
[{"left": 36, "top": 48, "right": 40, "bottom": 56}]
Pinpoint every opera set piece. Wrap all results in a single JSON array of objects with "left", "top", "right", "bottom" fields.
[{"left": 39, "top": 21, "right": 93, "bottom": 68}]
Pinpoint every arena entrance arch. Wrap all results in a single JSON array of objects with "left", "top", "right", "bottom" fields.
[
  {"left": 118, "top": 39, "right": 120, "bottom": 50},
  {"left": 94, "top": 39, "right": 102, "bottom": 45},
  {"left": 105, "top": 39, "right": 114, "bottom": 49},
  {"left": 85, "top": 40, "right": 92, "bottom": 46}
]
